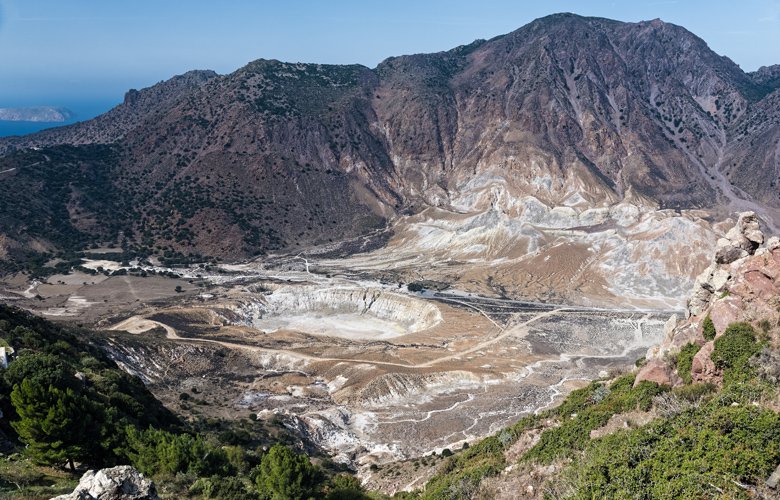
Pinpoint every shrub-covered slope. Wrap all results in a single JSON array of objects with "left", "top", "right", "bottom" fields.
[{"left": 0, "top": 305, "right": 370, "bottom": 499}]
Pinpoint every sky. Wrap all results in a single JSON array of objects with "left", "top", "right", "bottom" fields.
[{"left": 0, "top": 0, "right": 779, "bottom": 112}]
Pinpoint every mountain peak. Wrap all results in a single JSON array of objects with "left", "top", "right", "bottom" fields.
[{"left": 1, "top": 13, "right": 779, "bottom": 267}]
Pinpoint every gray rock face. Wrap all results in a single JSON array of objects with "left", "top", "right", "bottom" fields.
[
  {"left": 715, "top": 245, "right": 747, "bottom": 265},
  {"left": 715, "top": 212, "right": 764, "bottom": 265},
  {"left": 738, "top": 212, "right": 764, "bottom": 245},
  {"left": 687, "top": 263, "right": 732, "bottom": 317},
  {"left": 768, "top": 463, "right": 780, "bottom": 489},
  {"left": 51, "top": 466, "right": 158, "bottom": 500},
  {"left": 687, "top": 212, "right": 764, "bottom": 316}
]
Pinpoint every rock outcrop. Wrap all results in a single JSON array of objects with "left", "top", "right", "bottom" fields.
[
  {"left": 714, "top": 212, "right": 763, "bottom": 265},
  {"left": 634, "top": 358, "right": 683, "bottom": 387},
  {"left": 690, "top": 341, "right": 718, "bottom": 384},
  {"left": 52, "top": 466, "right": 159, "bottom": 500},
  {"left": 690, "top": 212, "right": 763, "bottom": 316},
  {"left": 637, "top": 212, "right": 780, "bottom": 386}
]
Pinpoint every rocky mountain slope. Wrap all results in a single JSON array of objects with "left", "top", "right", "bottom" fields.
[
  {"left": 0, "top": 70, "right": 216, "bottom": 147},
  {"left": 0, "top": 14, "right": 779, "bottom": 305}
]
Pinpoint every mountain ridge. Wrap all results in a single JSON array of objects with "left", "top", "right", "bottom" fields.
[{"left": 0, "top": 14, "right": 778, "bottom": 292}]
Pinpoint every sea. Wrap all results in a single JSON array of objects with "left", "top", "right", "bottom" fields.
[{"left": 0, "top": 100, "right": 118, "bottom": 138}]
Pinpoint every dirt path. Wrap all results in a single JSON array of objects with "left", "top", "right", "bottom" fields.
[
  {"left": 417, "top": 308, "right": 562, "bottom": 368},
  {"left": 109, "top": 311, "right": 558, "bottom": 371}
]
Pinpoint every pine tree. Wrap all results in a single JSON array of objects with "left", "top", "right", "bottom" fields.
[
  {"left": 10, "top": 379, "right": 92, "bottom": 470},
  {"left": 255, "top": 444, "right": 321, "bottom": 500}
]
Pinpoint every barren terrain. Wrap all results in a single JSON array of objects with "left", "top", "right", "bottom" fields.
[{"left": 0, "top": 248, "right": 670, "bottom": 480}]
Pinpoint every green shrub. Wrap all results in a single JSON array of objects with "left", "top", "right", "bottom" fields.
[
  {"left": 125, "top": 427, "right": 231, "bottom": 478},
  {"left": 224, "top": 445, "right": 250, "bottom": 474},
  {"left": 254, "top": 444, "right": 321, "bottom": 500},
  {"left": 676, "top": 343, "right": 701, "bottom": 384},
  {"left": 628, "top": 380, "right": 668, "bottom": 411},
  {"left": 524, "top": 376, "right": 666, "bottom": 464},
  {"left": 420, "top": 434, "right": 507, "bottom": 499},
  {"left": 702, "top": 315, "right": 716, "bottom": 341},
  {"left": 672, "top": 383, "right": 716, "bottom": 402},
  {"left": 325, "top": 473, "right": 370, "bottom": 500},
  {"left": 565, "top": 396, "right": 780, "bottom": 498},
  {"left": 189, "top": 475, "right": 256, "bottom": 500},
  {"left": 750, "top": 347, "right": 780, "bottom": 384},
  {"left": 554, "top": 381, "right": 605, "bottom": 417},
  {"left": 711, "top": 322, "right": 761, "bottom": 372},
  {"left": 10, "top": 379, "right": 96, "bottom": 470},
  {"left": 524, "top": 409, "right": 614, "bottom": 463}
]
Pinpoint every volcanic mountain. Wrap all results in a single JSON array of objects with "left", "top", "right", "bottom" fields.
[{"left": 1, "top": 13, "right": 778, "bottom": 306}]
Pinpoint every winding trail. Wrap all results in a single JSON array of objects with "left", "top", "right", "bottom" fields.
[
  {"left": 109, "top": 308, "right": 557, "bottom": 371},
  {"left": 417, "top": 308, "right": 562, "bottom": 368},
  {"left": 379, "top": 393, "right": 476, "bottom": 425},
  {"left": 20, "top": 281, "right": 40, "bottom": 299},
  {"left": 295, "top": 253, "right": 312, "bottom": 274}
]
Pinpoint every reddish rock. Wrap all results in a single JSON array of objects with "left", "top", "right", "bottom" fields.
[
  {"left": 635, "top": 359, "right": 681, "bottom": 387},
  {"left": 691, "top": 341, "right": 719, "bottom": 384},
  {"left": 742, "top": 270, "right": 778, "bottom": 300},
  {"left": 760, "top": 249, "right": 780, "bottom": 280},
  {"left": 668, "top": 322, "right": 703, "bottom": 352},
  {"left": 710, "top": 296, "right": 744, "bottom": 336}
]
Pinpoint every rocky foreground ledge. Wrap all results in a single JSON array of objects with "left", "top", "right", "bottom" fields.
[
  {"left": 637, "top": 211, "right": 780, "bottom": 387},
  {"left": 52, "top": 465, "right": 158, "bottom": 500}
]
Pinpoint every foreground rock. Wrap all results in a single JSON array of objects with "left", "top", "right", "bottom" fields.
[{"left": 52, "top": 466, "right": 159, "bottom": 500}]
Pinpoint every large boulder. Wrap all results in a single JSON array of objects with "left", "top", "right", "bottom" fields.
[
  {"left": 690, "top": 341, "right": 719, "bottom": 384},
  {"left": 738, "top": 212, "right": 764, "bottom": 246},
  {"left": 687, "top": 264, "right": 731, "bottom": 317},
  {"left": 714, "top": 212, "right": 763, "bottom": 264},
  {"left": 634, "top": 359, "right": 681, "bottom": 387},
  {"left": 51, "top": 466, "right": 158, "bottom": 500},
  {"left": 709, "top": 296, "right": 745, "bottom": 335},
  {"left": 715, "top": 245, "right": 747, "bottom": 265}
]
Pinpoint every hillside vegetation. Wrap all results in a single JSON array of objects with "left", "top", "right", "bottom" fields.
[
  {"left": 0, "top": 305, "right": 369, "bottom": 499},
  {"left": 396, "top": 321, "right": 780, "bottom": 499}
]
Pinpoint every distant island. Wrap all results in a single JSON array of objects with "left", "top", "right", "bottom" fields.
[{"left": 0, "top": 106, "right": 74, "bottom": 122}]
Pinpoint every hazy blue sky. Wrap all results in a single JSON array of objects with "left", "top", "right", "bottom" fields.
[{"left": 1, "top": 0, "right": 779, "bottom": 110}]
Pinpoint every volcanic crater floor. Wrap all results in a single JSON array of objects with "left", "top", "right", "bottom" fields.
[
  {"left": 1, "top": 256, "right": 673, "bottom": 477},
  {"left": 96, "top": 271, "right": 669, "bottom": 469}
]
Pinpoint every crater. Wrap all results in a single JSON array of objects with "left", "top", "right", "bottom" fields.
[{"left": 247, "top": 286, "right": 442, "bottom": 340}]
